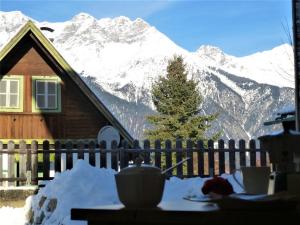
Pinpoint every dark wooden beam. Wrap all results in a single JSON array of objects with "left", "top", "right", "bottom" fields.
[{"left": 293, "top": 0, "right": 300, "bottom": 131}]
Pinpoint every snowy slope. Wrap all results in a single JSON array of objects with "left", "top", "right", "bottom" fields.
[{"left": 0, "top": 11, "right": 295, "bottom": 140}]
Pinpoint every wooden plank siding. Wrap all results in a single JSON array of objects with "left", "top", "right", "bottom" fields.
[{"left": 0, "top": 33, "right": 111, "bottom": 139}]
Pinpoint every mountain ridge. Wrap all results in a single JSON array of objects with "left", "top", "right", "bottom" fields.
[{"left": 0, "top": 11, "right": 295, "bottom": 140}]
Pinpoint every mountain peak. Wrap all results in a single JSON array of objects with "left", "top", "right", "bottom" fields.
[
  {"left": 71, "top": 12, "right": 96, "bottom": 22},
  {"left": 196, "top": 45, "right": 225, "bottom": 56},
  {"left": 0, "top": 10, "right": 31, "bottom": 24},
  {"left": 113, "top": 16, "right": 132, "bottom": 24}
]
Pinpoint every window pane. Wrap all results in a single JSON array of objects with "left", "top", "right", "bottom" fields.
[
  {"left": 0, "top": 80, "right": 6, "bottom": 93},
  {"left": 37, "top": 95, "right": 45, "bottom": 108},
  {"left": 10, "top": 80, "right": 19, "bottom": 94},
  {"left": 36, "top": 81, "right": 45, "bottom": 94},
  {"left": 0, "top": 94, "right": 6, "bottom": 107},
  {"left": 48, "top": 95, "right": 57, "bottom": 109},
  {"left": 9, "top": 94, "right": 18, "bottom": 107},
  {"left": 48, "top": 82, "right": 56, "bottom": 94}
]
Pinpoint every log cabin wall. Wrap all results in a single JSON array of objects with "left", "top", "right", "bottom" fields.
[{"left": 0, "top": 33, "right": 110, "bottom": 140}]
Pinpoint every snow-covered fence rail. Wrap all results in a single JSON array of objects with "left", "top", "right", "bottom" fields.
[{"left": 0, "top": 139, "right": 269, "bottom": 187}]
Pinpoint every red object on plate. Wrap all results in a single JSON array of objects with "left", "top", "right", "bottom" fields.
[{"left": 202, "top": 176, "right": 234, "bottom": 196}]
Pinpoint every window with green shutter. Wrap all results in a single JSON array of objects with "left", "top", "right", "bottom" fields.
[{"left": 32, "top": 76, "right": 61, "bottom": 113}]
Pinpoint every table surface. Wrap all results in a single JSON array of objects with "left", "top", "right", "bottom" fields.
[{"left": 71, "top": 199, "right": 300, "bottom": 225}]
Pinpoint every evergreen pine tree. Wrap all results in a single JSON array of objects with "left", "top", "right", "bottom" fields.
[{"left": 145, "top": 55, "right": 219, "bottom": 142}]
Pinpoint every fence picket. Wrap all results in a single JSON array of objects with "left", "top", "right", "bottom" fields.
[
  {"left": 186, "top": 140, "right": 194, "bottom": 177},
  {"left": 0, "top": 141, "right": 3, "bottom": 186},
  {"left": 239, "top": 139, "right": 246, "bottom": 167},
  {"left": 0, "top": 138, "right": 270, "bottom": 187},
  {"left": 100, "top": 141, "right": 107, "bottom": 168},
  {"left": 8, "top": 141, "right": 15, "bottom": 186},
  {"left": 143, "top": 140, "right": 151, "bottom": 164},
  {"left": 66, "top": 141, "right": 73, "bottom": 170},
  {"left": 260, "top": 145, "right": 267, "bottom": 166},
  {"left": 132, "top": 140, "right": 140, "bottom": 162},
  {"left": 175, "top": 140, "right": 183, "bottom": 177},
  {"left": 26, "top": 143, "right": 31, "bottom": 172},
  {"left": 250, "top": 140, "right": 257, "bottom": 166},
  {"left": 218, "top": 139, "right": 225, "bottom": 175},
  {"left": 111, "top": 140, "right": 118, "bottom": 171},
  {"left": 154, "top": 140, "right": 161, "bottom": 168},
  {"left": 88, "top": 141, "right": 96, "bottom": 167},
  {"left": 120, "top": 140, "right": 127, "bottom": 169},
  {"left": 43, "top": 140, "right": 50, "bottom": 180},
  {"left": 197, "top": 140, "right": 204, "bottom": 177},
  {"left": 165, "top": 140, "right": 172, "bottom": 177},
  {"left": 229, "top": 139, "right": 236, "bottom": 173},
  {"left": 31, "top": 141, "right": 38, "bottom": 185},
  {"left": 77, "top": 141, "right": 84, "bottom": 160},
  {"left": 19, "top": 140, "right": 27, "bottom": 186},
  {"left": 54, "top": 141, "right": 61, "bottom": 172},
  {"left": 208, "top": 140, "right": 215, "bottom": 176}
]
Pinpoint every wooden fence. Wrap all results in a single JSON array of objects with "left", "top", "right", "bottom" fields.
[{"left": 0, "top": 139, "right": 269, "bottom": 187}]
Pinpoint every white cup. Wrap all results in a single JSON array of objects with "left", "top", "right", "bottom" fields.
[{"left": 233, "top": 166, "right": 271, "bottom": 195}]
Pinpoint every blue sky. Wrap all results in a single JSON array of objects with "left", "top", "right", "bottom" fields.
[{"left": 0, "top": 0, "right": 292, "bottom": 56}]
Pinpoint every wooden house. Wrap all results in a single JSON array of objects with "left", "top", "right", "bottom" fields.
[{"left": 0, "top": 21, "right": 133, "bottom": 144}]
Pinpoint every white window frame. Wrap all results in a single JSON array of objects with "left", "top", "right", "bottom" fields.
[
  {"left": 35, "top": 80, "right": 58, "bottom": 109},
  {"left": 32, "top": 76, "right": 61, "bottom": 113},
  {"left": 0, "top": 75, "right": 23, "bottom": 112}
]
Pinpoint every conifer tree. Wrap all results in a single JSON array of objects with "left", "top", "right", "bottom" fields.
[{"left": 145, "top": 55, "right": 219, "bottom": 142}]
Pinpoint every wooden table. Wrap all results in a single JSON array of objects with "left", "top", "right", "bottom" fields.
[{"left": 71, "top": 200, "right": 300, "bottom": 225}]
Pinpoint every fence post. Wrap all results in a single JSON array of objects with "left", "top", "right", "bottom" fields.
[
  {"left": 143, "top": 140, "right": 151, "bottom": 164},
  {"left": 186, "top": 139, "right": 194, "bottom": 177},
  {"left": 111, "top": 140, "right": 118, "bottom": 171},
  {"left": 0, "top": 141, "right": 3, "bottom": 186},
  {"left": 175, "top": 139, "right": 183, "bottom": 177},
  {"left": 218, "top": 139, "right": 225, "bottom": 175},
  {"left": 165, "top": 140, "right": 172, "bottom": 177},
  {"left": 43, "top": 140, "right": 50, "bottom": 180},
  {"left": 197, "top": 140, "right": 204, "bottom": 177},
  {"left": 54, "top": 141, "right": 61, "bottom": 173},
  {"left": 100, "top": 141, "right": 107, "bottom": 168},
  {"left": 239, "top": 139, "right": 246, "bottom": 167},
  {"left": 208, "top": 140, "right": 215, "bottom": 177},
  {"left": 8, "top": 141, "right": 15, "bottom": 187},
  {"left": 31, "top": 141, "right": 38, "bottom": 185},
  {"left": 229, "top": 139, "right": 236, "bottom": 173},
  {"left": 154, "top": 140, "right": 161, "bottom": 169},
  {"left": 249, "top": 139, "right": 257, "bottom": 167},
  {"left": 88, "top": 141, "right": 95, "bottom": 167},
  {"left": 19, "top": 140, "right": 27, "bottom": 186}
]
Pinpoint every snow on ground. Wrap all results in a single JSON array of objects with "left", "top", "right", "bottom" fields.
[{"left": 0, "top": 160, "right": 244, "bottom": 225}]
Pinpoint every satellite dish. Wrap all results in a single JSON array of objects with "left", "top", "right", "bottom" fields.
[{"left": 97, "top": 126, "right": 120, "bottom": 148}]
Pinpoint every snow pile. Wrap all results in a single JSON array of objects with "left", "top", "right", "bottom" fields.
[
  {"left": 29, "top": 160, "right": 118, "bottom": 225},
  {"left": 21, "top": 160, "right": 243, "bottom": 225},
  {"left": 0, "top": 206, "right": 27, "bottom": 225}
]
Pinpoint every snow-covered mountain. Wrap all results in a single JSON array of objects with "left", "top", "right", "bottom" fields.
[{"left": 0, "top": 11, "right": 295, "bottom": 140}]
